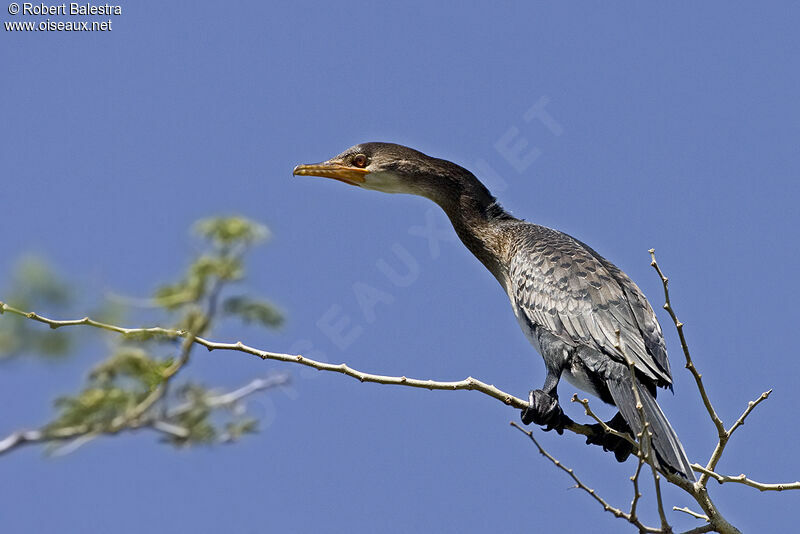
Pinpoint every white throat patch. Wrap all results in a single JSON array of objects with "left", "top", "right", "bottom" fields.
[{"left": 360, "top": 170, "right": 414, "bottom": 195}]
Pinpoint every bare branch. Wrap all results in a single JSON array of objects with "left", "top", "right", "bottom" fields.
[
  {"left": 647, "top": 251, "right": 760, "bottom": 534},
  {"left": 571, "top": 394, "right": 638, "bottom": 449},
  {"left": 701, "top": 389, "right": 773, "bottom": 484},
  {"left": 649, "top": 250, "right": 791, "bottom": 505},
  {"left": 150, "top": 420, "right": 191, "bottom": 439},
  {"left": 166, "top": 374, "right": 290, "bottom": 417},
  {"left": 615, "top": 329, "right": 671, "bottom": 533},
  {"left": 727, "top": 390, "right": 772, "bottom": 437},
  {"left": 50, "top": 432, "right": 101, "bottom": 456},
  {"left": 651, "top": 471, "right": 669, "bottom": 533},
  {"left": 3, "top": 254, "right": 796, "bottom": 534},
  {"left": 691, "top": 464, "right": 800, "bottom": 492},
  {"left": 206, "top": 375, "right": 289, "bottom": 407},
  {"left": 0, "top": 301, "right": 597, "bottom": 440},
  {"left": 0, "top": 423, "right": 100, "bottom": 455},
  {"left": 648, "top": 249, "right": 725, "bottom": 442},
  {"left": 629, "top": 457, "right": 645, "bottom": 522},
  {"left": 0, "top": 429, "right": 49, "bottom": 454},
  {"left": 510, "top": 422, "right": 665, "bottom": 533},
  {"left": 673, "top": 506, "right": 707, "bottom": 521}
]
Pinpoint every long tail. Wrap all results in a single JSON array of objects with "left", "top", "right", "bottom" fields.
[{"left": 607, "top": 376, "right": 695, "bottom": 481}]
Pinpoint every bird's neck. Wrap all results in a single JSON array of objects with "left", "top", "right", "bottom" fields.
[{"left": 431, "top": 173, "right": 516, "bottom": 284}]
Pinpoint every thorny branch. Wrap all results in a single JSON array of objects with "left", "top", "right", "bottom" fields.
[
  {"left": 570, "top": 393, "right": 638, "bottom": 449},
  {"left": 510, "top": 421, "right": 666, "bottom": 534},
  {"left": 690, "top": 464, "right": 799, "bottom": 492},
  {"left": 629, "top": 457, "right": 646, "bottom": 524},
  {"left": 1, "top": 251, "right": 798, "bottom": 534},
  {"left": 0, "top": 301, "right": 598, "bottom": 441},
  {"left": 648, "top": 249, "right": 725, "bottom": 453}
]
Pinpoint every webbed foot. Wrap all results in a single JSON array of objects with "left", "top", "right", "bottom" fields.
[
  {"left": 585, "top": 412, "right": 634, "bottom": 462},
  {"left": 520, "top": 389, "right": 565, "bottom": 434}
]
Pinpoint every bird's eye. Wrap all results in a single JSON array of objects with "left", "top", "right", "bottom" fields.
[{"left": 352, "top": 154, "right": 368, "bottom": 168}]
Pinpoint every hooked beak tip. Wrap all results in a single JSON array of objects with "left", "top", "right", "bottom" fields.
[{"left": 291, "top": 162, "right": 369, "bottom": 185}]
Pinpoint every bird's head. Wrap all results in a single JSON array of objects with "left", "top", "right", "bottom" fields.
[{"left": 293, "top": 142, "right": 468, "bottom": 202}]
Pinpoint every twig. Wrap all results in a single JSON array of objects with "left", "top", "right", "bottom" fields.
[
  {"left": 0, "top": 429, "right": 52, "bottom": 454},
  {"left": 50, "top": 432, "right": 101, "bottom": 456},
  {"left": 571, "top": 394, "right": 638, "bottom": 449},
  {"left": 649, "top": 250, "right": 750, "bottom": 534},
  {"left": 615, "top": 330, "right": 671, "bottom": 533},
  {"left": 701, "top": 389, "right": 773, "bottom": 482},
  {"left": 629, "top": 457, "right": 645, "bottom": 523},
  {"left": 150, "top": 420, "right": 191, "bottom": 439},
  {"left": 673, "top": 507, "right": 708, "bottom": 521},
  {"left": 691, "top": 465, "right": 800, "bottom": 492},
  {"left": 648, "top": 250, "right": 726, "bottom": 448},
  {"left": 0, "top": 301, "right": 597, "bottom": 440},
  {"left": 166, "top": 375, "right": 290, "bottom": 416},
  {"left": 510, "top": 422, "right": 665, "bottom": 533},
  {"left": 651, "top": 472, "right": 669, "bottom": 533},
  {"left": 727, "top": 390, "right": 771, "bottom": 438}
]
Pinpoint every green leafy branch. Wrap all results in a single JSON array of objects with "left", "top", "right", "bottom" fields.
[{"left": 0, "top": 216, "right": 287, "bottom": 455}]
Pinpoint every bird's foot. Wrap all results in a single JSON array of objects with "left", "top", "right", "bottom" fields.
[
  {"left": 520, "top": 389, "right": 565, "bottom": 435},
  {"left": 585, "top": 413, "right": 634, "bottom": 462}
]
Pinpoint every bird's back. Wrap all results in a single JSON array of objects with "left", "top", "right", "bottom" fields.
[{"left": 503, "top": 222, "right": 671, "bottom": 388}]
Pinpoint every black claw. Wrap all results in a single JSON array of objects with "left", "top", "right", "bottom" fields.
[
  {"left": 584, "top": 414, "right": 634, "bottom": 462},
  {"left": 520, "top": 389, "right": 565, "bottom": 433}
]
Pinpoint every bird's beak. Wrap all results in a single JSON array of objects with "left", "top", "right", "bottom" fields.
[{"left": 292, "top": 161, "right": 369, "bottom": 186}]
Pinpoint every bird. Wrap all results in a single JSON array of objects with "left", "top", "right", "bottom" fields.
[{"left": 293, "top": 142, "right": 695, "bottom": 480}]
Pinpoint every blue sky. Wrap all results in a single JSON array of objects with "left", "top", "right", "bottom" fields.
[{"left": 2, "top": 2, "right": 799, "bottom": 532}]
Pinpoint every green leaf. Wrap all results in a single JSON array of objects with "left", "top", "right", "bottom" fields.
[
  {"left": 0, "top": 255, "right": 74, "bottom": 360},
  {"left": 47, "top": 387, "right": 142, "bottom": 430},
  {"left": 193, "top": 216, "right": 270, "bottom": 247},
  {"left": 153, "top": 282, "right": 195, "bottom": 310},
  {"left": 11, "top": 255, "right": 71, "bottom": 307},
  {"left": 165, "top": 384, "right": 216, "bottom": 446},
  {"left": 89, "top": 348, "right": 173, "bottom": 390},
  {"left": 222, "top": 418, "right": 259, "bottom": 442},
  {"left": 222, "top": 296, "right": 284, "bottom": 329},
  {"left": 190, "top": 255, "right": 243, "bottom": 283}
]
